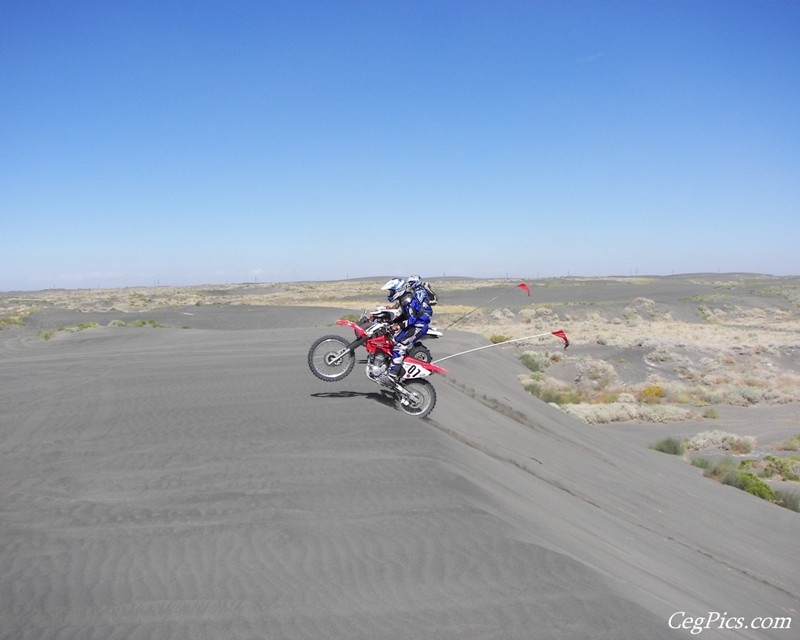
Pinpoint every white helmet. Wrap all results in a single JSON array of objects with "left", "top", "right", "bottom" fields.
[
  {"left": 381, "top": 277, "right": 406, "bottom": 302},
  {"left": 407, "top": 275, "right": 422, "bottom": 288}
]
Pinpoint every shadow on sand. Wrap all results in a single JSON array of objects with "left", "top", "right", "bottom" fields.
[{"left": 311, "top": 389, "right": 396, "bottom": 410}]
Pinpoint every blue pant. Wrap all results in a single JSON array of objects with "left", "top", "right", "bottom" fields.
[{"left": 389, "top": 318, "right": 430, "bottom": 371}]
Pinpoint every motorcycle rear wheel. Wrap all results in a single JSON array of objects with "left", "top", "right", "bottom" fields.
[
  {"left": 395, "top": 379, "right": 436, "bottom": 418},
  {"left": 308, "top": 335, "right": 355, "bottom": 381},
  {"left": 407, "top": 344, "right": 432, "bottom": 362}
]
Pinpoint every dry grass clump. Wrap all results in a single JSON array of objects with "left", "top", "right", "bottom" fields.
[
  {"left": 560, "top": 402, "right": 693, "bottom": 424},
  {"left": 0, "top": 314, "right": 28, "bottom": 329},
  {"left": 0, "top": 301, "right": 41, "bottom": 330},
  {"left": 108, "top": 319, "right": 166, "bottom": 328},
  {"left": 37, "top": 322, "right": 99, "bottom": 341},
  {"left": 778, "top": 434, "right": 800, "bottom": 451},
  {"left": 650, "top": 437, "right": 685, "bottom": 455}
]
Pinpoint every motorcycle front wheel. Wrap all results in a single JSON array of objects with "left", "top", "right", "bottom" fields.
[
  {"left": 395, "top": 379, "right": 437, "bottom": 418},
  {"left": 308, "top": 335, "right": 355, "bottom": 382}
]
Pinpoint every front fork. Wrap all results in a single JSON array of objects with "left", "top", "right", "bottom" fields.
[{"left": 328, "top": 335, "right": 366, "bottom": 364}]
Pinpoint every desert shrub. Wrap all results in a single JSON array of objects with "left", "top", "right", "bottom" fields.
[
  {"left": 703, "top": 408, "right": 720, "bottom": 419},
  {"left": 636, "top": 404, "right": 694, "bottom": 423},
  {"left": 622, "top": 308, "right": 640, "bottom": 323},
  {"left": 697, "top": 305, "right": 719, "bottom": 322},
  {"left": 0, "top": 315, "right": 26, "bottom": 330},
  {"left": 490, "top": 334, "right": 510, "bottom": 343},
  {"left": 539, "top": 388, "right": 582, "bottom": 405},
  {"left": 559, "top": 402, "right": 692, "bottom": 424},
  {"left": 593, "top": 390, "right": 620, "bottom": 404},
  {"left": 700, "top": 390, "right": 725, "bottom": 405},
  {"left": 111, "top": 319, "right": 165, "bottom": 328},
  {"left": 701, "top": 458, "right": 776, "bottom": 503},
  {"left": 703, "top": 456, "right": 740, "bottom": 484},
  {"left": 650, "top": 437, "right": 685, "bottom": 455},
  {"left": 732, "top": 386, "right": 763, "bottom": 405},
  {"left": 729, "top": 438, "right": 753, "bottom": 454},
  {"left": 778, "top": 434, "right": 800, "bottom": 451},
  {"left": 490, "top": 308, "right": 516, "bottom": 321},
  {"left": 583, "top": 358, "right": 617, "bottom": 388},
  {"left": 760, "top": 455, "right": 800, "bottom": 482},
  {"left": 519, "top": 351, "right": 550, "bottom": 373},
  {"left": 703, "top": 458, "right": 740, "bottom": 486},
  {"left": 639, "top": 385, "right": 666, "bottom": 404},
  {"left": 735, "top": 471, "right": 776, "bottom": 501},
  {"left": 130, "top": 319, "right": 164, "bottom": 328},
  {"left": 690, "top": 457, "right": 711, "bottom": 470},
  {"left": 522, "top": 377, "right": 583, "bottom": 405},
  {"left": 645, "top": 348, "right": 673, "bottom": 364},
  {"left": 685, "top": 430, "right": 754, "bottom": 454},
  {"left": 521, "top": 379, "right": 541, "bottom": 395},
  {"left": 774, "top": 490, "right": 800, "bottom": 513}
]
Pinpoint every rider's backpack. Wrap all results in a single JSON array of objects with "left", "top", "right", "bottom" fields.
[{"left": 420, "top": 281, "right": 438, "bottom": 306}]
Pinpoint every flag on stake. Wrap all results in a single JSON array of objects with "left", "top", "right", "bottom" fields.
[
  {"left": 518, "top": 283, "right": 531, "bottom": 296},
  {"left": 552, "top": 329, "right": 570, "bottom": 349}
]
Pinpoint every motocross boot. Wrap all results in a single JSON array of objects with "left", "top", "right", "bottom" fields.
[{"left": 378, "top": 352, "right": 404, "bottom": 385}]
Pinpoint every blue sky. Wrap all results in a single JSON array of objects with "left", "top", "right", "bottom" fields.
[{"left": 2, "top": 0, "right": 798, "bottom": 290}]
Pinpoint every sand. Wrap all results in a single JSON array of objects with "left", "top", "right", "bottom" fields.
[{"left": 1, "top": 276, "right": 798, "bottom": 639}]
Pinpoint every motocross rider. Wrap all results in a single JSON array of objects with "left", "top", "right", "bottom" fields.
[{"left": 378, "top": 276, "right": 432, "bottom": 382}]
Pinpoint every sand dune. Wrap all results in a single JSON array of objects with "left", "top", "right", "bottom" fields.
[{"left": 1, "top": 281, "right": 798, "bottom": 639}]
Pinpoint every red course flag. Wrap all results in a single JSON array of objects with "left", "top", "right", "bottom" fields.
[
  {"left": 518, "top": 283, "right": 531, "bottom": 296},
  {"left": 551, "top": 329, "right": 569, "bottom": 349}
]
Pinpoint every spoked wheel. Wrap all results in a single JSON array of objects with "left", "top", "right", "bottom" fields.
[
  {"left": 308, "top": 335, "right": 355, "bottom": 381},
  {"left": 395, "top": 379, "right": 436, "bottom": 418},
  {"left": 407, "top": 344, "right": 432, "bottom": 363}
]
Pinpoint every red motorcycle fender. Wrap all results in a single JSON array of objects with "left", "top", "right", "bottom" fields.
[
  {"left": 337, "top": 318, "right": 366, "bottom": 337},
  {"left": 403, "top": 357, "right": 448, "bottom": 374}
]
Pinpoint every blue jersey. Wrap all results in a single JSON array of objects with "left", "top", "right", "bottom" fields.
[{"left": 412, "top": 286, "right": 433, "bottom": 317}]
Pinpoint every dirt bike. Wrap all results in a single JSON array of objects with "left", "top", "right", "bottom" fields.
[
  {"left": 354, "top": 306, "right": 442, "bottom": 363},
  {"left": 307, "top": 317, "right": 447, "bottom": 419}
]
